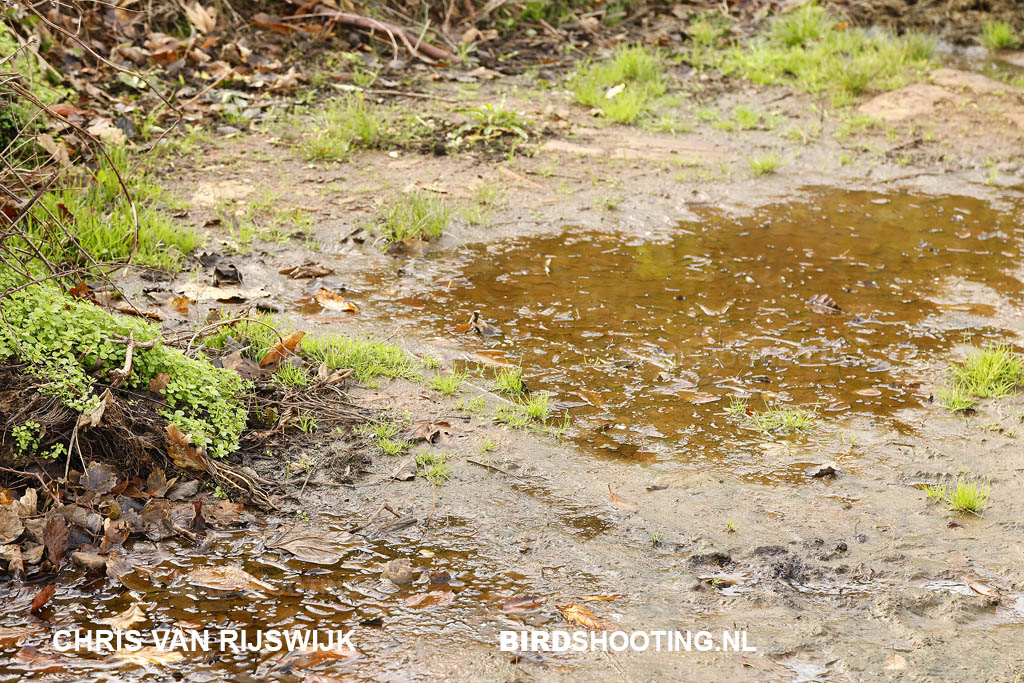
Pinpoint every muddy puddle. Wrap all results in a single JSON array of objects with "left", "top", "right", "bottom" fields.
[
  {"left": 1, "top": 515, "right": 577, "bottom": 681},
  {"left": 357, "top": 188, "right": 1024, "bottom": 481}
]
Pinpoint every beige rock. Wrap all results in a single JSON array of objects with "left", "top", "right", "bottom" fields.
[{"left": 857, "top": 84, "right": 953, "bottom": 122}]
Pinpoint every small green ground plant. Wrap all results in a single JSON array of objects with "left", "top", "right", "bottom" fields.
[
  {"left": 728, "top": 398, "right": 816, "bottom": 434},
  {"left": 301, "top": 333, "right": 420, "bottom": 386},
  {"left": 302, "top": 94, "right": 385, "bottom": 161},
  {"left": 939, "top": 345, "right": 1024, "bottom": 411},
  {"left": 981, "top": 19, "right": 1020, "bottom": 50},
  {"left": 748, "top": 151, "right": 782, "bottom": 175},
  {"left": 0, "top": 271, "right": 247, "bottom": 458},
  {"left": 28, "top": 146, "right": 201, "bottom": 270},
  {"left": 923, "top": 475, "right": 990, "bottom": 516},
  {"left": 570, "top": 45, "right": 666, "bottom": 123},
  {"left": 374, "top": 192, "right": 453, "bottom": 244},
  {"left": 428, "top": 371, "right": 467, "bottom": 396},
  {"left": 715, "top": 3, "right": 934, "bottom": 104},
  {"left": 359, "top": 419, "right": 408, "bottom": 455},
  {"left": 415, "top": 451, "right": 452, "bottom": 485},
  {"left": 493, "top": 366, "right": 525, "bottom": 395}
]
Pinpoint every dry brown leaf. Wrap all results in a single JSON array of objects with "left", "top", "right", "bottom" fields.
[
  {"left": 99, "top": 603, "right": 147, "bottom": 630},
  {"left": 807, "top": 293, "right": 842, "bottom": 314},
  {"left": 187, "top": 565, "right": 274, "bottom": 592},
  {"left": 0, "top": 506, "right": 24, "bottom": 544},
  {"left": 963, "top": 576, "right": 1001, "bottom": 600},
  {"left": 183, "top": 1, "right": 217, "bottom": 33},
  {"left": 260, "top": 331, "right": 306, "bottom": 368},
  {"left": 43, "top": 515, "right": 68, "bottom": 566},
  {"left": 0, "top": 626, "right": 39, "bottom": 647},
  {"left": 277, "top": 645, "right": 361, "bottom": 670},
  {"left": 315, "top": 288, "right": 358, "bottom": 313},
  {"left": 170, "top": 296, "right": 192, "bottom": 314},
  {"left": 148, "top": 372, "right": 171, "bottom": 395},
  {"left": 266, "top": 526, "right": 354, "bottom": 565},
  {"left": 608, "top": 484, "right": 639, "bottom": 512},
  {"left": 223, "top": 350, "right": 263, "bottom": 380},
  {"left": 81, "top": 461, "right": 118, "bottom": 494},
  {"left": 16, "top": 488, "right": 37, "bottom": 517},
  {"left": 577, "top": 594, "right": 623, "bottom": 602},
  {"left": 555, "top": 602, "right": 618, "bottom": 630},
  {"left": 165, "top": 424, "right": 208, "bottom": 471}
]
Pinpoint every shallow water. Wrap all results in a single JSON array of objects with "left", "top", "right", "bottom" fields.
[{"left": 364, "top": 188, "right": 1024, "bottom": 479}]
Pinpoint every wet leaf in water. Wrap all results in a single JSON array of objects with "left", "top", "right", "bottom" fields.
[
  {"left": 280, "top": 264, "right": 334, "bottom": 279},
  {"left": 698, "top": 572, "right": 750, "bottom": 586},
  {"left": 187, "top": 565, "right": 274, "bottom": 592},
  {"left": 381, "top": 558, "right": 416, "bottom": 584},
  {"left": 71, "top": 551, "right": 107, "bottom": 573},
  {"left": 698, "top": 300, "right": 734, "bottom": 316},
  {"left": 963, "top": 576, "right": 1001, "bottom": 600},
  {"left": 99, "top": 603, "right": 147, "bottom": 630},
  {"left": 855, "top": 388, "right": 881, "bottom": 396},
  {"left": 30, "top": 584, "right": 55, "bottom": 612},
  {"left": 577, "top": 594, "right": 623, "bottom": 601},
  {"left": 608, "top": 485, "right": 639, "bottom": 512},
  {"left": 806, "top": 293, "right": 842, "bottom": 314},
  {"left": 12, "top": 646, "right": 64, "bottom": 673},
  {"left": 687, "top": 391, "right": 719, "bottom": 405},
  {"left": 112, "top": 645, "right": 185, "bottom": 666},
  {"left": 315, "top": 288, "right": 359, "bottom": 313},
  {"left": 805, "top": 464, "right": 839, "bottom": 479},
  {"left": 555, "top": 602, "right": 618, "bottom": 630},
  {"left": 0, "top": 506, "right": 24, "bottom": 544},
  {"left": 404, "top": 590, "right": 455, "bottom": 608},
  {"left": 0, "top": 626, "right": 39, "bottom": 647},
  {"left": 140, "top": 499, "right": 197, "bottom": 542},
  {"left": 43, "top": 515, "right": 68, "bottom": 566},
  {"left": 202, "top": 499, "right": 251, "bottom": 528},
  {"left": 577, "top": 390, "right": 607, "bottom": 408},
  {"left": 81, "top": 461, "right": 118, "bottom": 495},
  {"left": 267, "top": 526, "right": 354, "bottom": 565},
  {"left": 275, "top": 645, "right": 361, "bottom": 671},
  {"left": 260, "top": 331, "right": 307, "bottom": 368},
  {"left": 501, "top": 595, "right": 546, "bottom": 612}
]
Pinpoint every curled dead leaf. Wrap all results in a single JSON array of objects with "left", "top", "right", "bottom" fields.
[
  {"left": 260, "top": 331, "right": 306, "bottom": 368},
  {"left": 187, "top": 565, "right": 274, "bottom": 592},
  {"left": 99, "top": 603, "right": 147, "bottom": 630},
  {"left": 555, "top": 602, "right": 618, "bottom": 630},
  {"left": 315, "top": 288, "right": 358, "bottom": 313},
  {"left": 608, "top": 484, "right": 639, "bottom": 512}
]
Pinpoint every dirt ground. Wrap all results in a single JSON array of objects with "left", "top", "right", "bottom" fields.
[
  {"left": 139, "top": 52, "right": 1024, "bottom": 679},
  {"left": 36, "top": 47, "right": 1024, "bottom": 681}
]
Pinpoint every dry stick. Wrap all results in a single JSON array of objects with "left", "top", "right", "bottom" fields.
[
  {"left": 109, "top": 330, "right": 159, "bottom": 388},
  {"left": 289, "top": 10, "right": 458, "bottom": 62},
  {"left": 0, "top": 466, "right": 60, "bottom": 506}
]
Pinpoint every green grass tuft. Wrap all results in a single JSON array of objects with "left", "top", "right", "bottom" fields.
[
  {"left": 416, "top": 451, "right": 452, "bottom": 485},
  {"left": 570, "top": 45, "right": 666, "bottom": 123},
  {"left": 941, "top": 345, "right": 1024, "bottom": 411},
  {"left": 428, "top": 370, "right": 466, "bottom": 396},
  {"left": 493, "top": 366, "right": 525, "bottom": 395},
  {"left": 728, "top": 398, "right": 815, "bottom": 434},
  {"left": 747, "top": 151, "right": 782, "bottom": 175},
  {"left": 924, "top": 475, "right": 991, "bottom": 516},
  {"left": 981, "top": 19, "right": 1020, "bottom": 50},
  {"left": 302, "top": 94, "right": 385, "bottom": 161},
  {"left": 301, "top": 333, "right": 420, "bottom": 386},
  {"left": 375, "top": 191, "right": 453, "bottom": 243}
]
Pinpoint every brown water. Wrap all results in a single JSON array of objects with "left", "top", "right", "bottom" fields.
[
  {"left": 363, "top": 188, "right": 1024, "bottom": 479},
  {"left": 0, "top": 516, "right": 560, "bottom": 681}
]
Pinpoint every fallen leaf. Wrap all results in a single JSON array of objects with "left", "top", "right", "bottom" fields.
[
  {"left": 81, "top": 461, "right": 118, "bottom": 494},
  {"left": 855, "top": 388, "right": 881, "bottom": 396},
  {"left": 213, "top": 264, "right": 242, "bottom": 286},
  {"left": 608, "top": 484, "right": 639, "bottom": 512},
  {"left": 113, "top": 645, "right": 184, "bottom": 666},
  {"left": 698, "top": 572, "right": 750, "bottom": 586},
  {"left": 77, "top": 389, "right": 113, "bottom": 428},
  {"left": 884, "top": 652, "right": 908, "bottom": 671},
  {"left": 501, "top": 595, "right": 546, "bottom": 612},
  {"left": 280, "top": 264, "right": 334, "bottom": 279},
  {"left": 260, "top": 331, "right": 306, "bottom": 368},
  {"left": 577, "top": 594, "right": 623, "bottom": 601},
  {"left": 315, "top": 288, "right": 358, "bottom": 313},
  {"left": 266, "top": 526, "right": 354, "bottom": 565},
  {"left": 100, "top": 603, "right": 147, "bottom": 630},
  {"left": 275, "top": 645, "right": 361, "bottom": 670},
  {"left": 148, "top": 372, "right": 170, "bottom": 395},
  {"left": 201, "top": 499, "right": 250, "bottom": 528},
  {"left": 687, "top": 391, "right": 720, "bottom": 405},
  {"left": 223, "top": 350, "right": 263, "bottom": 380},
  {"left": 43, "top": 516, "right": 68, "bottom": 566},
  {"left": 13, "top": 647, "right": 64, "bottom": 673},
  {"left": 963, "top": 576, "right": 1001, "bottom": 600},
  {"left": 165, "top": 424, "right": 209, "bottom": 471},
  {"left": 177, "top": 282, "right": 268, "bottom": 303},
  {"left": 0, "top": 544, "right": 24, "bottom": 577},
  {"left": 807, "top": 293, "right": 842, "bottom": 314},
  {"left": 0, "top": 506, "right": 24, "bottom": 544},
  {"left": 30, "top": 585, "right": 55, "bottom": 612},
  {"left": 381, "top": 558, "right": 416, "bottom": 584},
  {"left": 183, "top": 1, "right": 217, "bottom": 33},
  {"left": 405, "top": 420, "right": 456, "bottom": 445},
  {"left": 454, "top": 311, "right": 499, "bottom": 337},
  {"left": 555, "top": 602, "right": 618, "bottom": 630},
  {"left": 187, "top": 566, "right": 274, "bottom": 592},
  {"left": 698, "top": 300, "right": 734, "bottom": 316},
  {"left": 404, "top": 590, "right": 455, "bottom": 608},
  {"left": 170, "top": 296, "right": 192, "bottom": 314},
  {"left": 0, "top": 626, "right": 39, "bottom": 647},
  {"left": 16, "top": 488, "right": 37, "bottom": 517}
]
